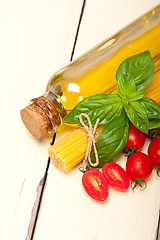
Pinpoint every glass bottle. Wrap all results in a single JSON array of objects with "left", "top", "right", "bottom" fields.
[{"left": 21, "top": 5, "right": 160, "bottom": 139}]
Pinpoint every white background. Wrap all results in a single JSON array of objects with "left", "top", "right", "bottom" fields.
[{"left": 0, "top": 0, "right": 160, "bottom": 239}]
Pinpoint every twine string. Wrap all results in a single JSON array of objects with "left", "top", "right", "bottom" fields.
[{"left": 79, "top": 113, "right": 99, "bottom": 168}]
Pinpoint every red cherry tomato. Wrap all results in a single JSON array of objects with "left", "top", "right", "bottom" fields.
[
  {"left": 126, "top": 152, "right": 152, "bottom": 181},
  {"left": 125, "top": 122, "right": 146, "bottom": 151},
  {"left": 148, "top": 127, "right": 160, "bottom": 139},
  {"left": 148, "top": 139, "right": 160, "bottom": 166},
  {"left": 102, "top": 162, "right": 129, "bottom": 190},
  {"left": 82, "top": 168, "right": 109, "bottom": 201}
]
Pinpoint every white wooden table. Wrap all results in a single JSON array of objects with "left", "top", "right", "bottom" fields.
[{"left": 0, "top": 0, "right": 160, "bottom": 239}]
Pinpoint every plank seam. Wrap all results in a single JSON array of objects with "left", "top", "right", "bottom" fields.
[
  {"left": 26, "top": 1, "right": 86, "bottom": 238},
  {"left": 156, "top": 210, "right": 160, "bottom": 240},
  {"left": 70, "top": 0, "right": 86, "bottom": 61},
  {"left": 26, "top": 133, "right": 56, "bottom": 240}
]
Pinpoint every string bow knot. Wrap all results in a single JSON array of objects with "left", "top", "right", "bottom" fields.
[{"left": 79, "top": 113, "right": 100, "bottom": 169}]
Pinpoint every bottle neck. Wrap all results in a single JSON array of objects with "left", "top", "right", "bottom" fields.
[
  {"left": 44, "top": 91, "right": 67, "bottom": 119},
  {"left": 30, "top": 92, "right": 67, "bottom": 133}
]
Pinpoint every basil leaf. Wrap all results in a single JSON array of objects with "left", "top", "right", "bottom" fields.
[
  {"left": 124, "top": 101, "right": 148, "bottom": 134},
  {"left": 63, "top": 94, "right": 123, "bottom": 126},
  {"left": 116, "top": 51, "right": 154, "bottom": 90},
  {"left": 90, "top": 113, "right": 129, "bottom": 168},
  {"left": 138, "top": 97, "right": 160, "bottom": 119},
  {"left": 117, "top": 72, "right": 136, "bottom": 99},
  {"left": 129, "top": 90, "right": 146, "bottom": 102},
  {"left": 148, "top": 119, "right": 160, "bottom": 129}
]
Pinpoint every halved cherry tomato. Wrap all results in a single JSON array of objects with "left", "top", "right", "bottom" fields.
[
  {"left": 102, "top": 162, "right": 129, "bottom": 190},
  {"left": 82, "top": 168, "right": 109, "bottom": 201},
  {"left": 125, "top": 122, "right": 146, "bottom": 151},
  {"left": 148, "top": 138, "right": 160, "bottom": 166}
]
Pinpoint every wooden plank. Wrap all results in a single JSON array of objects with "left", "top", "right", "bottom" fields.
[
  {"left": 0, "top": 0, "right": 84, "bottom": 239},
  {"left": 157, "top": 214, "right": 160, "bottom": 239},
  {"left": 33, "top": 1, "right": 160, "bottom": 240},
  {"left": 74, "top": 0, "right": 160, "bottom": 58}
]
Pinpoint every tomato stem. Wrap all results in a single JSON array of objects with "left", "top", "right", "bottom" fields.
[
  {"left": 156, "top": 167, "right": 160, "bottom": 177},
  {"left": 149, "top": 129, "right": 160, "bottom": 141},
  {"left": 152, "top": 166, "right": 160, "bottom": 177},
  {"left": 125, "top": 147, "right": 136, "bottom": 158},
  {"left": 130, "top": 177, "right": 147, "bottom": 190}
]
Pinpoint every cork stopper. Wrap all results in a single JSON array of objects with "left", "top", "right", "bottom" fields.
[
  {"left": 20, "top": 96, "right": 61, "bottom": 139},
  {"left": 20, "top": 102, "right": 52, "bottom": 139}
]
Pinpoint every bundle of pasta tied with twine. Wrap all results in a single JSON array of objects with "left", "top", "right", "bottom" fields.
[{"left": 48, "top": 113, "right": 101, "bottom": 172}]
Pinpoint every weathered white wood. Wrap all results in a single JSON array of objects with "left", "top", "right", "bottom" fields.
[
  {"left": 0, "top": 0, "right": 83, "bottom": 239},
  {"left": 74, "top": 0, "right": 160, "bottom": 58},
  {"left": 34, "top": 1, "right": 160, "bottom": 240}
]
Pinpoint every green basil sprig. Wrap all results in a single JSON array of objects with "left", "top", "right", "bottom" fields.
[
  {"left": 116, "top": 50, "right": 159, "bottom": 133},
  {"left": 90, "top": 113, "right": 129, "bottom": 168},
  {"left": 116, "top": 50, "right": 154, "bottom": 90},
  {"left": 138, "top": 97, "right": 160, "bottom": 129},
  {"left": 63, "top": 50, "right": 160, "bottom": 169},
  {"left": 117, "top": 72, "right": 136, "bottom": 99},
  {"left": 148, "top": 119, "right": 160, "bottom": 129},
  {"left": 138, "top": 97, "right": 160, "bottom": 119},
  {"left": 63, "top": 94, "right": 123, "bottom": 126},
  {"left": 124, "top": 101, "right": 148, "bottom": 134},
  {"left": 129, "top": 90, "right": 146, "bottom": 102}
]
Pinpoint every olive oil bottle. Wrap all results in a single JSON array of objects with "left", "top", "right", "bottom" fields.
[{"left": 21, "top": 5, "right": 160, "bottom": 139}]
